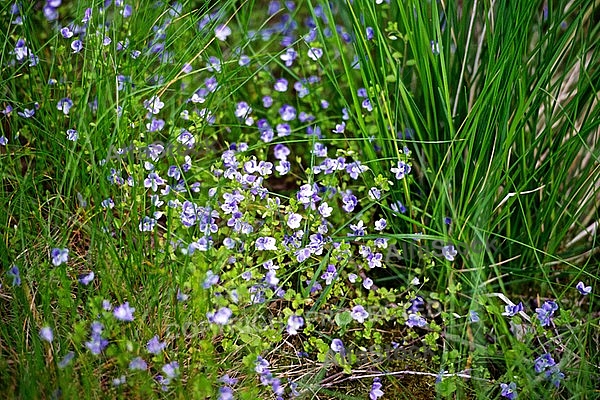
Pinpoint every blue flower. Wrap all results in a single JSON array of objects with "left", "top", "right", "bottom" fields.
[
  {"left": 71, "top": 39, "right": 83, "bottom": 53},
  {"left": 406, "top": 313, "right": 427, "bottom": 328},
  {"left": 85, "top": 322, "right": 108, "bottom": 355},
  {"left": 143, "top": 95, "right": 164, "bottom": 114},
  {"left": 138, "top": 216, "right": 157, "bottom": 232},
  {"left": 500, "top": 382, "right": 517, "bottom": 399},
  {"left": 279, "top": 104, "right": 296, "bottom": 121},
  {"left": 129, "top": 356, "right": 147, "bottom": 371},
  {"left": 307, "top": 47, "right": 323, "bottom": 61},
  {"left": 7, "top": 265, "right": 21, "bottom": 286},
  {"left": 321, "top": 264, "right": 337, "bottom": 285},
  {"left": 57, "top": 98, "right": 74, "bottom": 115},
  {"left": 369, "top": 378, "right": 384, "bottom": 399},
  {"left": 207, "top": 307, "right": 233, "bottom": 325},
  {"left": 161, "top": 361, "right": 179, "bottom": 384},
  {"left": 113, "top": 302, "right": 135, "bottom": 321},
  {"left": 58, "top": 351, "right": 75, "bottom": 369},
  {"left": 535, "top": 300, "right": 558, "bottom": 327},
  {"left": 366, "top": 27, "right": 374, "bottom": 40},
  {"left": 286, "top": 315, "right": 304, "bottom": 335},
  {"left": 255, "top": 236, "right": 277, "bottom": 251},
  {"left": 215, "top": 24, "right": 231, "bottom": 41},
  {"left": 442, "top": 245, "right": 458, "bottom": 261},
  {"left": 534, "top": 353, "right": 556, "bottom": 373},
  {"left": 391, "top": 160, "right": 411, "bottom": 180},
  {"left": 502, "top": 302, "right": 523, "bottom": 317},
  {"left": 66, "top": 129, "right": 78, "bottom": 141},
  {"left": 469, "top": 310, "right": 480, "bottom": 323},
  {"left": 576, "top": 281, "right": 591, "bottom": 295},
  {"left": 274, "top": 78, "right": 288, "bottom": 92},
  {"left": 331, "top": 339, "right": 345, "bottom": 355},
  {"left": 545, "top": 366, "right": 565, "bottom": 388},
  {"left": 51, "top": 248, "right": 69, "bottom": 266},
  {"left": 78, "top": 271, "right": 94, "bottom": 285},
  {"left": 147, "top": 335, "right": 166, "bottom": 354},
  {"left": 39, "top": 327, "right": 53, "bottom": 343},
  {"left": 351, "top": 305, "right": 369, "bottom": 323}
]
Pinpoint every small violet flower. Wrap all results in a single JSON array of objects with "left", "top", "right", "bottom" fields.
[
  {"left": 576, "top": 281, "right": 591, "bottom": 295},
  {"left": 51, "top": 248, "right": 69, "bottom": 266},
  {"left": 113, "top": 302, "right": 135, "bottom": 321},
  {"left": 39, "top": 327, "right": 54, "bottom": 343},
  {"left": 351, "top": 305, "right": 369, "bottom": 323},
  {"left": 369, "top": 378, "right": 384, "bottom": 399},
  {"left": 500, "top": 382, "right": 517, "bottom": 399},
  {"left": 286, "top": 315, "right": 304, "bottom": 335}
]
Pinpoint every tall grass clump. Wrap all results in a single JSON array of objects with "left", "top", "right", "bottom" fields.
[{"left": 0, "top": 0, "right": 598, "bottom": 399}]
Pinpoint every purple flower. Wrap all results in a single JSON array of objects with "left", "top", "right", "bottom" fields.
[
  {"left": 469, "top": 310, "right": 480, "bottom": 323},
  {"left": 502, "top": 302, "right": 523, "bottom": 317},
  {"left": 295, "top": 248, "right": 311, "bottom": 263},
  {"left": 307, "top": 47, "right": 323, "bottom": 61},
  {"left": 138, "top": 216, "right": 156, "bottom": 232},
  {"left": 146, "top": 118, "right": 165, "bottom": 132},
  {"left": 342, "top": 191, "right": 357, "bottom": 213},
  {"left": 351, "top": 305, "right": 369, "bottom": 323},
  {"left": 66, "top": 129, "right": 78, "bottom": 141},
  {"left": 576, "top": 281, "right": 591, "bottom": 295},
  {"left": 121, "top": 5, "right": 133, "bottom": 18},
  {"left": 147, "top": 335, "right": 166, "bottom": 354},
  {"left": 215, "top": 25, "right": 232, "bottom": 41},
  {"left": 51, "top": 248, "right": 69, "bottom": 266},
  {"left": 78, "top": 271, "right": 94, "bottom": 285},
  {"left": 287, "top": 213, "right": 302, "bottom": 229},
  {"left": 286, "top": 315, "right": 304, "bottom": 335},
  {"left": 442, "top": 245, "right": 457, "bottom": 261},
  {"left": 113, "top": 302, "right": 135, "bottom": 321},
  {"left": 321, "top": 264, "right": 337, "bottom": 285},
  {"left": 17, "top": 108, "right": 35, "bottom": 118},
  {"left": 369, "top": 378, "right": 384, "bottom": 399},
  {"left": 86, "top": 322, "right": 108, "bottom": 355},
  {"left": 406, "top": 313, "right": 427, "bottom": 328},
  {"left": 274, "top": 78, "right": 288, "bottom": 92},
  {"left": 58, "top": 352, "right": 75, "bottom": 369},
  {"left": 8, "top": 265, "right": 21, "bottom": 286},
  {"left": 256, "top": 236, "right": 277, "bottom": 251},
  {"left": 129, "top": 356, "right": 147, "bottom": 371},
  {"left": 374, "top": 218, "right": 387, "bottom": 231},
  {"left": 162, "top": 361, "right": 179, "bottom": 381},
  {"left": 207, "top": 307, "right": 233, "bottom": 325},
  {"left": 0, "top": 136, "right": 7, "bottom": 146},
  {"left": 280, "top": 48, "right": 297, "bottom": 66},
  {"left": 391, "top": 160, "right": 411, "bottom": 180},
  {"left": 144, "top": 172, "right": 165, "bottom": 191},
  {"left": 262, "top": 96, "right": 273, "bottom": 108},
  {"left": 144, "top": 95, "right": 164, "bottom": 114},
  {"left": 235, "top": 101, "right": 252, "bottom": 118},
  {"left": 279, "top": 104, "right": 296, "bottom": 121},
  {"left": 203, "top": 270, "right": 219, "bottom": 288},
  {"left": 545, "top": 366, "right": 565, "bottom": 388},
  {"left": 57, "top": 98, "right": 73, "bottom": 115},
  {"left": 363, "top": 277, "right": 373, "bottom": 290},
  {"left": 536, "top": 300, "right": 558, "bottom": 327},
  {"left": 331, "top": 338, "right": 345, "bottom": 355},
  {"left": 60, "top": 27, "right": 74, "bottom": 38},
  {"left": 500, "top": 382, "right": 517, "bottom": 399},
  {"left": 534, "top": 353, "right": 556, "bottom": 373},
  {"left": 71, "top": 39, "right": 83, "bottom": 53},
  {"left": 218, "top": 387, "right": 234, "bottom": 400},
  {"left": 40, "top": 327, "right": 54, "bottom": 343}
]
